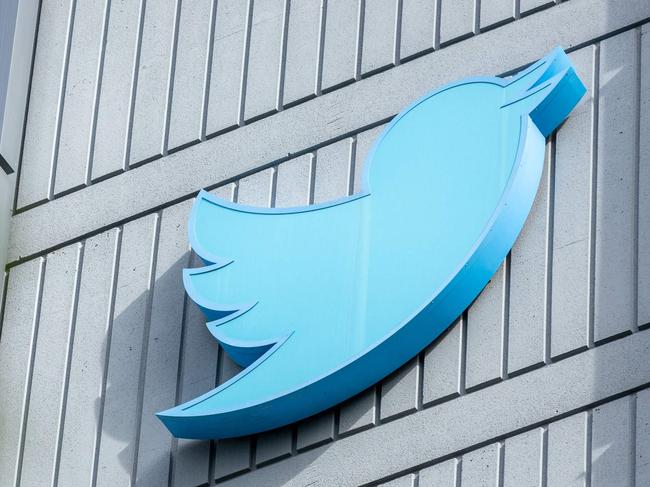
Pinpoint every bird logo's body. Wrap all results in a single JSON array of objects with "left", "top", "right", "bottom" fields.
[{"left": 158, "top": 48, "right": 586, "bottom": 439}]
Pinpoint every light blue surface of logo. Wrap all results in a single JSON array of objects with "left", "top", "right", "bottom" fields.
[{"left": 158, "top": 47, "right": 586, "bottom": 439}]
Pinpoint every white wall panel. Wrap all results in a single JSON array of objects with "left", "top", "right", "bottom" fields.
[
  {"left": 168, "top": 0, "right": 213, "bottom": 151},
  {"left": 205, "top": 0, "right": 248, "bottom": 134},
  {"left": 129, "top": 0, "right": 176, "bottom": 164},
  {"left": 54, "top": 0, "right": 106, "bottom": 196},
  {"left": 17, "top": 0, "right": 73, "bottom": 208},
  {"left": 91, "top": 0, "right": 142, "bottom": 181}
]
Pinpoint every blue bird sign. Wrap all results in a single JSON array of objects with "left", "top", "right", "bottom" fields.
[{"left": 158, "top": 47, "right": 586, "bottom": 439}]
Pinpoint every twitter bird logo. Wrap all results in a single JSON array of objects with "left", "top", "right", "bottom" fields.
[{"left": 158, "top": 47, "right": 586, "bottom": 439}]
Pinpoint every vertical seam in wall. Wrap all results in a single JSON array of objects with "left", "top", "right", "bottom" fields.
[
  {"left": 168, "top": 245, "right": 194, "bottom": 487},
  {"left": 248, "top": 436, "right": 257, "bottom": 472},
  {"left": 276, "top": 0, "right": 290, "bottom": 111},
  {"left": 587, "top": 43, "right": 600, "bottom": 349},
  {"left": 496, "top": 440, "right": 505, "bottom": 487},
  {"left": 631, "top": 393, "right": 637, "bottom": 487},
  {"left": 208, "top": 438, "right": 217, "bottom": 486},
  {"left": 432, "top": 0, "right": 441, "bottom": 51},
  {"left": 416, "top": 351, "right": 424, "bottom": 411},
  {"left": 332, "top": 407, "right": 341, "bottom": 440},
  {"left": 51, "top": 241, "right": 84, "bottom": 487},
  {"left": 163, "top": 0, "right": 183, "bottom": 157},
  {"left": 47, "top": 0, "right": 77, "bottom": 200},
  {"left": 90, "top": 227, "right": 122, "bottom": 487},
  {"left": 14, "top": 256, "right": 46, "bottom": 487},
  {"left": 347, "top": 136, "right": 357, "bottom": 196},
  {"left": 540, "top": 426, "right": 548, "bottom": 487},
  {"left": 514, "top": 0, "right": 520, "bottom": 20},
  {"left": 585, "top": 409, "right": 593, "bottom": 487},
  {"left": 632, "top": 26, "right": 642, "bottom": 333},
  {"left": 544, "top": 135, "right": 556, "bottom": 364},
  {"left": 458, "top": 311, "right": 468, "bottom": 395},
  {"left": 394, "top": 0, "right": 403, "bottom": 66},
  {"left": 208, "top": 322, "right": 222, "bottom": 486},
  {"left": 373, "top": 384, "right": 382, "bottom": 426},
  {"left": 315, "top": 0, "right": 327, "bottom": 96},
  {"left": 12, "top": 0, "right": 43, "bottom": 213},
  {"left": 85, "top": 0, "right": 112, "bottom": 187},
  {"left": 269, "top": 165, "right": 278, "bottom": 208},
  {"left": 0, "top": 270, "right": 8, "bottom": 343},
  {"left": 200, "top": 0, "right": 219, "bottom": 142},
  {"left": 354, "top": 0, "right": 364, "bottom": 81},
  {"left": 123, "top": 0, "right": 147, "bottom": 171},
  {"left": 501, "top": 254, "right": 510, "bottom": 379},
  {"left": 308, "top": 152, "right": 316, "bottom": 205},
  {"left": 238, "top": 0, "right": 254, "bottom": 126},
  {"left": 290, "top": 425, "right": 297, "bottom": 456},
  {"left": 130, "top": 211, "right": 162, "bottom": 485},
  {"left": 231, "top": 179, "right": 239, "bottom": 204}
]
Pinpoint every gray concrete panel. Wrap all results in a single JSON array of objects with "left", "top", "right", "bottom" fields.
[
  {"left": 0, "top": 259, "right": 42, "bottom": 487},
  {"left": 94, "top": 215, "right": 157, "bottom": 487},
  {"left": 480, "top": 0, "right": 514, "bottom": 30},
  {"left": 91, "top": 0, "right": 142, "bottom": 181},
  {"left": 168, "top": 0, "right": 213, "bottom": 151},
  {"left": 129, "top": 0, "right": 176, "bottom": 164},
  {"left": 594, "top": 30, "right": 638, "bottom": 343},
  {"left": 550, "top": 45, "right": 594, "bottom": 359},
  {"left": 57, "top": 230, "right": 119, "bottom": 487},
  {"left": 465, "top": 263, "right": 505, "bottom": 390},
  {"left": 423, "top": 320, "right": 462, "bottom": 405},
  {"left": 380, "top": 357, "right": 418, "bottom": 421},
  {"left": 243, "top": 0, "right": 284, "bottom": 121},
  {"left": 54, "top": 0, "right": 106, "bottom": 196},
  {"left": 282, "top": 0, "right": 321, "bottom": 106},
  {"left": 546, "top": 412, "right": 587, "bottom": 487},
  {"left": 399, "top": 0, "right": 435, "bottom": 60},
  {"left": 439, "top": 0, "right": 474, "bottom": 45},
  {"left": 503, "top": 428, "right": 542, "bottom": 487},
  {"left": 19, "top": 245, "right": 80, "bottom": 487},
  {"left": 361, "top": 0, "right": 397, "bottom": 75},
  {"left": 508, "top": 149, "right": 548, "bottom": 374},
  {"left": 17, "top": 0, "right": 73, "bottom": 208},
  {"left": 320, "top": 0, "right": 358, "bottom": 91},
  {"left": 205, "top": 0, "right": 248, "bottom": 134}
]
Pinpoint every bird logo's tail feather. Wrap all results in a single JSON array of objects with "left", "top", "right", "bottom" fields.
[{"left": 503, "top": 47, "right": 587, "bottom": 136}]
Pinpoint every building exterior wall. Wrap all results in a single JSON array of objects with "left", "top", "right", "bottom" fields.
[{"left": 0, "top": 0, "right": 649, "bottom": 486}]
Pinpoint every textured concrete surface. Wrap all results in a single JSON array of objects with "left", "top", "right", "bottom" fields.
[{"left": 1, "top": 0, "right": 649, "bottom": 486}]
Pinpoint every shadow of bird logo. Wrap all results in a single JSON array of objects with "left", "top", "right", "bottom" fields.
[{"left": 157, "top": 47, "right": 586, "bottom": 439}]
